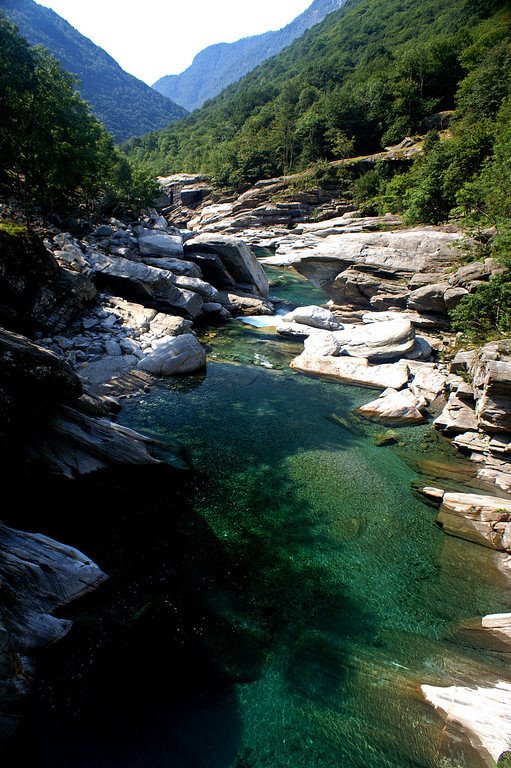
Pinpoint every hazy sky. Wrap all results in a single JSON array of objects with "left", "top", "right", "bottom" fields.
[{"left": 37, "top": 0, "right": 312, "bottom": 85}]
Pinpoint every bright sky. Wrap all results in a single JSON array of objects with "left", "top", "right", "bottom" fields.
[{"left": 37, "top": 0, "right": 312, "bottom": 85}]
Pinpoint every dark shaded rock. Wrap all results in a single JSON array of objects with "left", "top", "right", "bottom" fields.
[
  {"left": 0, "top": 231, "right": 96, "bottom": 334},
  {"left": 86, "top": 252, "right": 203, "bottom": 318},
  {"left": 0, "top": 327, "right": 81, "bottom": 442},
  {"left": 0, "top": 522, "right": 106, "bottom": 745}
]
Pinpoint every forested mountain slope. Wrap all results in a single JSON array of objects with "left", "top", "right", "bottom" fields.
[
  {"left": 153, "top": 0, "right": 346, "bottom": 111},
  {"left": 125, "top": 0, "right": 508, "bottom": 185},
  {"left": 1, "top": 0, "right": 188, "bottom": 142}
]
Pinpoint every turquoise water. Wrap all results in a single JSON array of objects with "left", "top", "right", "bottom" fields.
[{"left": 115, "top": 266, "right": 511, "bottom": 768}]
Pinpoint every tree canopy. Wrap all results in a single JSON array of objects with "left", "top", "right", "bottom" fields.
[{"left": 0, "top": 13, "right": 157, "bottom": 213}]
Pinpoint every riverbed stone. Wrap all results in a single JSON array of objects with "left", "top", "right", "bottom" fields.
[
  {"left": 138, "top": 232, "right": 184, "bottom": 259},
  {"left": 358, "top": 387, "right": 427, "bottom": 424},
  {"left": 137, "top": 334, "right": 206, "bottom": 376},
  {"left": 282, "top": 305, "right": 343, "bottom": 331},
  {"left": 291, "top": 352, "right": 410, "bottom": 389}
]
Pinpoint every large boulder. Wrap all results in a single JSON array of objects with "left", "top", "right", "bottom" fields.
[
  {"left": 410, "top": 365, "right": 449, "bottom": 402},
  {"left": 137, "top": 334, "right": 206, "bottom": 376},
  {"left": 436, "top": 492, "right": 511, "bottom": 552},
  {"left": 282, "top": 305, "right": 343, "bottom": 331},
  {"left": 138, "top": 232, "right": 184, "bottom": 259},
  {"left": 291, "top": 352, "right": 410, "bottom": 389},
  {"left": 173, "top": 275, "right": 220, "bottom": 301},
  {"left": 86, "top": 252, "right": 203, "bottom": 318},
  {"left": 333, "top": 318, "right": 416, "bottom": 362},
  {"left": 434, "top": 392, "right": 479, "bottom": 435},
  {"left": 332, "top": 267, "right": 409, "bottom": 309},
  {"left": 267, "top": 228, "right": 462, "bottom": 280},
  {"left": 185, "top": 234, "right": 269, "bottom": 297},
  {"left": 407, "top": 283, "right": 449, "bottom": 314},
  {"left": 217, "top": 290, "right": 274, "bottom": 316},
  {"left": 357, "top": 387, "right": 427, "bottom": 424},
  {"left": 142, "top": 257, "right": 202, "bottom": 277}
]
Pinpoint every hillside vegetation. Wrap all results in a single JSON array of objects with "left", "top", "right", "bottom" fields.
[
  {"left": 153, "top": 0, "right": 345, "bottom": 111},
  {"left": 125, "top": 0, "right": 511, "bottom": 339},
  {"left": 2, "top": 0, "right": 187, "bottom": 142},
  {"left": 0, "top": 13, "right": 156, "bottom": 213},
  {"left": 125, "top": 0, "right": 506, "bottom": 183}
]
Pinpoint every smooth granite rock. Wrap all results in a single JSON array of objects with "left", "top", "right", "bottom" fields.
[
  {"left": 138, "top": 232, "right": 184, "bottom": 259},
  {"left": 332, "top": 318, "right": 416, "bottom": 363},
  {"left": 185, "top": 234, "right": 269, "bottom": 297},
  {"left": 137, "top": 334, "right": 206, "bottom": 376},
  {"left": 357, "top": 387, "right": 427, "bottom": 424},
  {"left": 291, "top": 352, "right": 410, "bottom": 389},
  {"left": 282, "top": 305, "right": 343, "bottom": 331}
]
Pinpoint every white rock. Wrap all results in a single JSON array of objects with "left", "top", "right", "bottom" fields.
[
  {"left": 410, "top": 367, "right": 448, "bottom": 402},
  {"left": 357, "top": 387, "right": 426, "bottom": 424},
  {"left": 332, "top": 319, "right": 416, "bottom": 363},
  {"left": 284, "top": 305, "right": 342, "bottom": 331},
  {"left": 137, "top": 334, "right": 206, "bottom": 376},
  {"left": 303, "top": 331, "right": 341, "bottom": 357},
  {"left": 422, "top": 681, "right": 511, "bottom": 764},
  {"left": 291, "top": 352, "right": 410, "bottom": 390}
]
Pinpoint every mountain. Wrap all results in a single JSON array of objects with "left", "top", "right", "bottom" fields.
[
  {"left": 126, "top": 0, "right": 509, "bottom": 186},
  {"left": 152, "top": 0, "right": 346, "bottom": 112},
  {"left": 0, "top": 0, "right": 188, "bottom": 142}
]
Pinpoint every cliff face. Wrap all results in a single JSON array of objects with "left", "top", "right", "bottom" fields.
[{"left": 152, "top": 0, "right": 346, "bottom": 111}]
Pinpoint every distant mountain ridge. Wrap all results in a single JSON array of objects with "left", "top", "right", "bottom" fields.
[
  {"left": 153, "top": 0, "right": 346, "bottom": 111},
  {"left": 0, "top": 0, "right": 188, "bottom": 142}
]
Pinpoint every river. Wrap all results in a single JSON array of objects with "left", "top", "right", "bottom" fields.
[{"left": 8, "top": 265, "right": 511, "bottom": 768}]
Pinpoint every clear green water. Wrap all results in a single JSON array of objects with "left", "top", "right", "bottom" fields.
[{"left": 116, "top": 266, "right": 511, "bottom": 768}]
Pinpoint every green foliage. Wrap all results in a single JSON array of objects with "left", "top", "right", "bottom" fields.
[
  {"left": 498, "top": 751, "right": 511, "bottom": 768},
  {"left": 124, "top": 0, "right": 507, "bottom": 188},
  {"left": 0, "top": 221, "right": 27, "bottom": 236},
  {"left": 0, "top": 13, "right": 156, "bottom": 214},
  {"left": 451, "top": 275, "right": 511, "bottom": 340}
]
